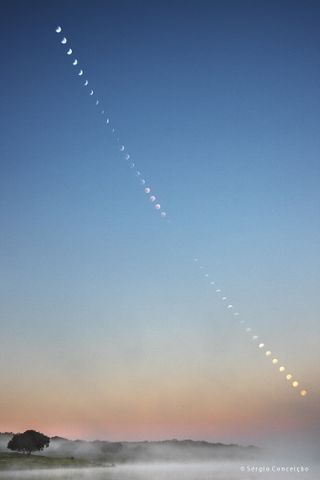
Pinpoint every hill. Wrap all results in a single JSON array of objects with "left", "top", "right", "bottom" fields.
[{"left": 0, "top": 433, "right": 258, "bottom": 466}]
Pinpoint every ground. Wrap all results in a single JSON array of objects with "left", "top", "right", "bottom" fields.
[{"left": 0, "top": 452, "right": 108, "bottom": 470}]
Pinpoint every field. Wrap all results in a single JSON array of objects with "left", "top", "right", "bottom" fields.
[{"left": 0, "top": 452, "right": 107, "bottom": 470}]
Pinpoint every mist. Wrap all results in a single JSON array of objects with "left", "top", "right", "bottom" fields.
[
  {"left": 0, "top": 462, "right": 319, "bottom": 480},
  {"left": 1, "top": 434, "right": 319, "bottom": 480}
]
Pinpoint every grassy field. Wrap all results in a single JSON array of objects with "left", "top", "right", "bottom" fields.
[{"left": 0, "top": 452, "right": 106, "bottom": 470}]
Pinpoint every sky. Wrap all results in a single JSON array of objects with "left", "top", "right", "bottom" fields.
[{"left": 0, "top": 0, "right": 320, "bottom": 447}]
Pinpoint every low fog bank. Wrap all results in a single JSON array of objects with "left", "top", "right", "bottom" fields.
[
  {"left": 0, "top": 433, "right": 258, "bottom": 464},
  {"left": 46, "top": 437, "right": 259, "bottom": 463}
]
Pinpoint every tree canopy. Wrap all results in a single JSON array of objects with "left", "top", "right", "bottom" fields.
[{"left": 7, "top": 430, "right": 50, "bottom": 455}]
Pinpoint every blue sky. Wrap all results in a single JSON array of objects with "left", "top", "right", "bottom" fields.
[{"left": 0, "top": 0, "right": 319, "bottom": 442}]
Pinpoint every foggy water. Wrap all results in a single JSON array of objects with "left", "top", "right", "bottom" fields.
[{"left": 0, "top": 462, "right": 318, "bottom": 480}]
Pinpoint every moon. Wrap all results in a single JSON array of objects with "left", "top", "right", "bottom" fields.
[
  {"left": 155, "top": 203, "right": 161, "bottom": 210},
  {"left": 161, "top": 211, "right": 167, "bottom": 218},
  {"left": 78, "top": 70, "right": 83, "bottom": 76},
  {"left": 150, "top": 196, "right": 156, "bottom": 202},
  {"left": 73, "top": 59, "right": 78, "bottom": 66},
  {"left": 90, "top": 90, "right": 94, "bottom": 96},
  {"left": 56, "top": 26, "right": 62, "bottom": 33},
  {"left": 144, "top": 187, "right": 151, "bottom": 194},
  {"left": 61, "top": 37, "right": 67, "bottom": 44},
  {"left": 67, "top": 48, "right": 72, "bottom": 55},
  {"left": 84, "top": 80, "right": 88, "bottom": 86},
  {"left": 125, "top": 154, "right": 130, "bottom": 160}
]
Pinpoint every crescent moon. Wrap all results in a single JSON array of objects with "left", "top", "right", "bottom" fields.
[
  {"left": 67, "top": 48, "right": 72, "bottom": 55},
  {"left": 55, "top": 26, "right": 62, "bottom": 33},
  {"left": 78, "top": 70, "right": 83, "bottom": 76},
  {"left": 73, "top": 59, "right": 78, "bottom": 65},
  {"left": 61, "top": 37, "right": 67, "bottom": 44},
  {"left": 90, "top": 90, "right": 94, "bottom": 96},
  {"left": 84, "top": 80, "right": 88, "bottom": 86}
]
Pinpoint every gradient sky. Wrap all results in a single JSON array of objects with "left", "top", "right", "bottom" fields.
[{"left": 1, "top": 0, "right": 320, "bottom": 446}]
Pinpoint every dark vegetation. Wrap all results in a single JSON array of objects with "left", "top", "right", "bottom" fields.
[{"left": 7, "top": 430, "right": 50, "bottom": 455}]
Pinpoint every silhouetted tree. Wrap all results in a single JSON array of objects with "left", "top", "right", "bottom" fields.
[{"left": 7, "top": 430, "right": 50, "bottom": 455}]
